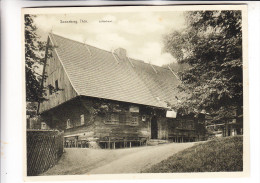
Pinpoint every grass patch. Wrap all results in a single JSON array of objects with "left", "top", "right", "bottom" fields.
[{"left": 142, "top": 136, "right": 243, "bottom": 173}]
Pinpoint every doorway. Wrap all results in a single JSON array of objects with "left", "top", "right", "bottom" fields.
[{"left": 151, "top": 117, "right": 158, "bottom": 139}]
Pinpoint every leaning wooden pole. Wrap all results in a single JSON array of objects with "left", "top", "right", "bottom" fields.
[{"left": 37, "top": 36, "right": 50, "bottom": 114}]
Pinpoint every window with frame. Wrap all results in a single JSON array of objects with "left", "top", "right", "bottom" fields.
[
  {"left": 49, "top": 85, "right": 53, "bottom": 95},
  {"left": 55, "top": 80, "right": 59, "bottom": 91},
  {"left": 106, "top": 112, "right": 139, "bottom": 126},
  {"left": 142, "top": 115, "right": 146, "bottom": 122},
  {"left": 126, "top": 112, "right": 139, "bottom": 126},
  {"left": 179, "top": 119, "right": 194, "bottom": 130},
  {"left": 131, "top": 116, "right": 139, "bottom": 126},
  {"left": 106, "top": 113, "right": 119, "bottom": 124},
  {"left": 80, "top": 114, "right": 85, "bottom": 125},
  {"left": 41, "top": 122, "right": 47, "bottom": 129},
  {"left": 66, "top": 119, "right": 72, "bottom": 129}
]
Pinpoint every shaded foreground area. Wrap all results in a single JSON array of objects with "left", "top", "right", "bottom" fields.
[{"left": 142, "top": 136, "right": 243, "bottom": 173}]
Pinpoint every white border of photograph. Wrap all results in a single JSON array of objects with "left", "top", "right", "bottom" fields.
[{"left": 1, "top": 1, "right": 260, "bottom": 183}]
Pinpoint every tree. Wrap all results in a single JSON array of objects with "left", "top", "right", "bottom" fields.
[
  {"left": 163, "top": 11, "right": 242, "bottom": 119},
  {"left": 25, "top": 14, "right": 46, "bottom": 102}
]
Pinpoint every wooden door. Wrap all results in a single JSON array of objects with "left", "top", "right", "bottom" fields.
[{"left": 151, "top": 117, "right": 158, "bottom": 139}]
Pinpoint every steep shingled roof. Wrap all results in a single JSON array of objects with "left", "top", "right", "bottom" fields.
[{"left": 49, "top": 33, "right": 180, "bottom": 108}]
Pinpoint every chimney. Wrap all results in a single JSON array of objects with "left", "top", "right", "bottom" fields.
[{"left": 114, "top": 48, "right": 127, "bottom": 61}]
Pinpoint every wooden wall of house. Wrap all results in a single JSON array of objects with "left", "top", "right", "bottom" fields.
[
  {"left": 41, "top": 98, "right": 88, "bottom": 129},
  {"left": 78, "top": 98, "right": 152, "bottom": 141},
  {"left": 40, "top": 96, "right": 206, "bottom": 145},
  {"left": 39, "top": 49, "right": 77, "bottom": 113},
  {"left": 40, "top": 97, "right": 152, "bottom": 140},
  {"left": 166, "top": 116, "right": 201, "bottom": 141}
]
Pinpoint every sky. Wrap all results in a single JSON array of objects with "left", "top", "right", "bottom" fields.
[{"left": 34, "top": 11, "right": 186, "bottom": 66}]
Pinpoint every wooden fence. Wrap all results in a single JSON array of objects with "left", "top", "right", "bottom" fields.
[{"left": 27, "top": 130, "right": 64, "bottom": 176}]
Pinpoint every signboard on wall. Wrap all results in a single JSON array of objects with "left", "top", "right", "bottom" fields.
[
  {"left": 129, "top": 106, "right": 139, "bottom": 113},
  {"left": 166, "top": 110, "right": 177, "bottom": 118}
]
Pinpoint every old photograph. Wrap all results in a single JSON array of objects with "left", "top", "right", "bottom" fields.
[{"left": 23, "top": 5, "right": 248, "bottom": 178}]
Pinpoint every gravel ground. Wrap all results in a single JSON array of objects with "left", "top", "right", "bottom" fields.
[{"left": 41, "top": 142, "right": 195, "bottom": 175}]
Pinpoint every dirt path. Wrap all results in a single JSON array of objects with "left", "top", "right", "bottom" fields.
[
  {"left": 88, "top": 143, "right": 195, "bottom": 174},
  {"left": 42, "top": 142, "right": 195, "bottom": 175}
]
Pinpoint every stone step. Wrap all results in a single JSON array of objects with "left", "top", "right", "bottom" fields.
[{"left": 147, "top": 139, "right": 170, "bottom": 146}]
